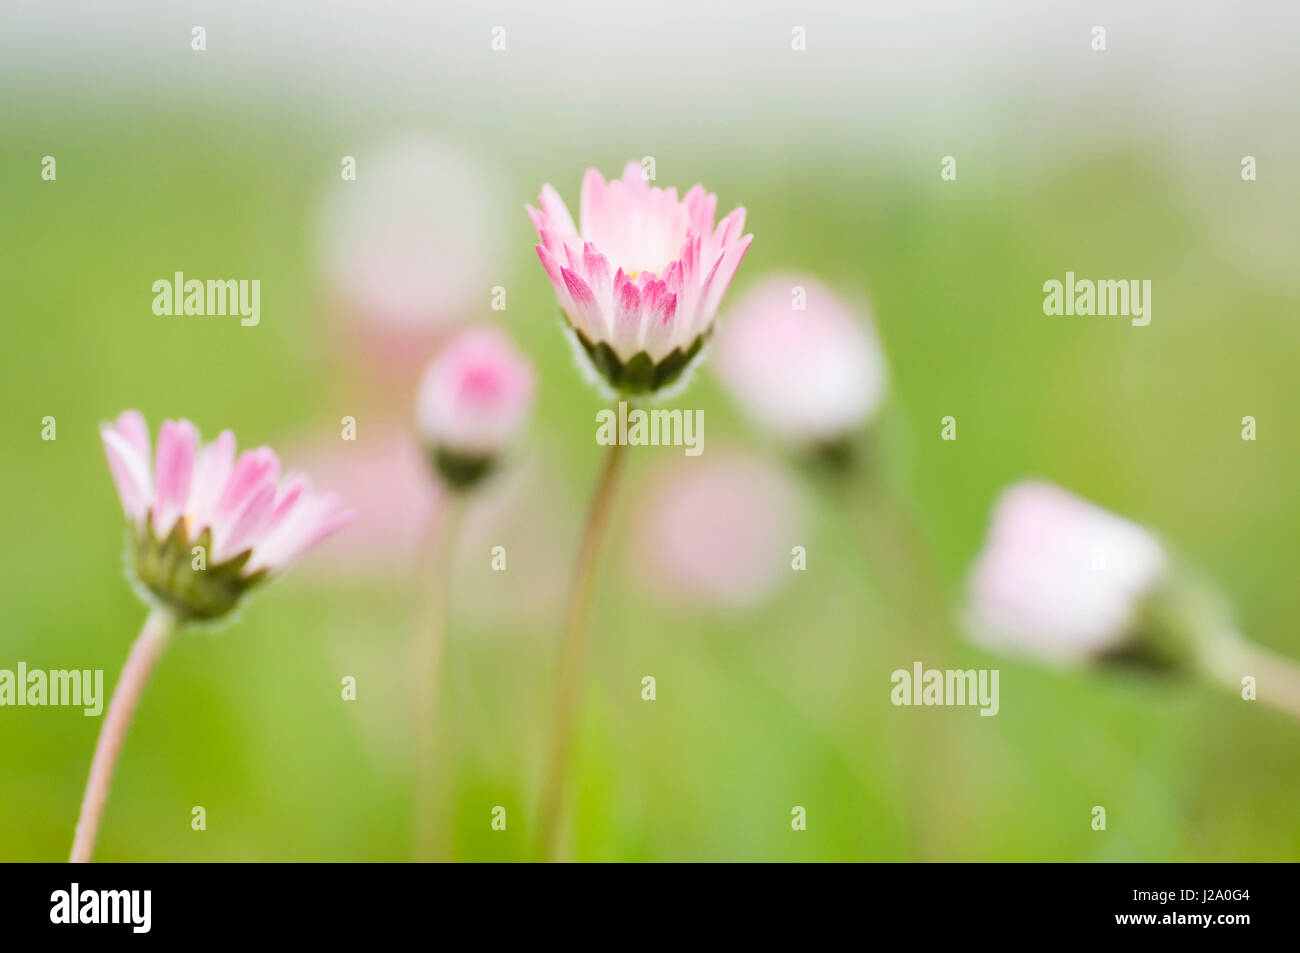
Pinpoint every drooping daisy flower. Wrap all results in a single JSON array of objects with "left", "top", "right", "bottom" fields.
[
  {"left": 528, "top": 161, "right": 753, "bottom": 395},
  {"left": 415, "top": 326, "right": 536, "bottom": 490},
  {"left": 714, "top": 275, "right": 888, "bottom": 446},
  {"left": 963, "top": 480, "right": 1300, "bottom": 719},
  {"left": 100, "top": 410, "right": 353, "bottom": 621},
  {"left": 965, "top": 481, "right": 1170, "bottom": 664}
]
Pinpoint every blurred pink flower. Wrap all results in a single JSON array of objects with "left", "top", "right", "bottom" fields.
[
  {"left": 631, "top": 453, "right": 802, "bottom": 609},
  {"left": 101, "top": 411, "right": 352, "bottom": 619},
  {"left": 965, "top": 481, "right": 1169, "bottom": 663},
  {"left": 318, "top": 135, "right": 504, "bottom": 344},
  {"left": 528, "top": 161, "right": 753, "bottom": 394},
  {"left": 285, "top": 427, "right": 439, "bottom": 578},
  {"left": 416, "top": 326, "right": 536, "bottom": 481},
  {"left": 714, "top": 275, "right": 888, "bottom": 445}
]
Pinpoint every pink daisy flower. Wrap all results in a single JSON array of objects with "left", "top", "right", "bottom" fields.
[
  {"left": 100, "top": 410, "right": 353, "bottom": 620},
  {"left": 965, "top": 481, "right": 1169, "bottom": 664},
  {"left": 715, "top": 275, "right": 888, "bottom": 445},
  {"left": 528, "top": 161, "right": 753, "bottom": 395},
  {"left": 416, "top": 326, "right": 537, "bottom": 489}
]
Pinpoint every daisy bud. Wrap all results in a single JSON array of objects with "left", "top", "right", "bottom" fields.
[
  {"left": 965, "top": 481, "right": 1185, "bottom": 666},
  {"left": 416, "top": 327, "right": 536, "bottom": 490},
  {"left": 714, "top": 275, "right": 888, "bottom": 449},
  {"left": 528, "top": 161, "right": 753, "bottom": 396},
  {"left": 100, "top": 411, "right": 353, "bottom": 622}
]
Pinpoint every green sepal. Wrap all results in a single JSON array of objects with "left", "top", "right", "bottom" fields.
[
  {"left": 573, "top": 326, "right": 709, "bottom": 395},
  {"left": 431, "top": 446, "right": 496, "bottom": 491},
  {"left": 1105, "top": 567, "right": 1233, "bottom": 673},
  {"left": 133, "top": 515, "right": 266, "bottom": 622}
]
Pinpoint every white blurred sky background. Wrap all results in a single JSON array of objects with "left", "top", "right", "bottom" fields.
[{"left": 4, "top": 0, "right": 1298, "bottom": 166}]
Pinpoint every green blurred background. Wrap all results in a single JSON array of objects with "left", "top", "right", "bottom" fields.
[{"left": 2, "top": 1, "right": 1298, "bottom": 861}]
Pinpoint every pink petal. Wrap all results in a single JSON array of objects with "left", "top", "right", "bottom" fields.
[
  {"left": 250, "top": 493, "right": 353, "bottom": 573},
  {"left": 101, "top": 426, "right": 152, "bottom": 525},
  {"left": 539, "top": 184, "right": 577, "bottom": 235},
  {"left": 561, "top": 266, "right": 607, "bottom": 339},
  {"left": 114, "top": 410, "right": 151, "bottom": 461},
  {"left": 579, "top": 168, "right": 607, "bottom": 239},
  {"left": 682, "top": 185, "right": 717, "bottom": 235},
  {"left": 214, "top": 447, "right": 280, "bottom": 536},
  {"left": 612, "top": 273, "right": 644, "bottom": 356},
  {"left": 152, "top": 419, "right": 198, "bottom": 536},
  {"left": 535, "top": 244, "right": 566, "bottom": 291},
  {"left": 582, "top": 242, "right": 612, "bottom": 302},
  {"left": 643, "top": 290, "right": 679, "bottom": 360},
  {"left": 662, "top": 261, "right": 683, "bottom": 294},
  {"left": 189, "top": 429, "right": 235, "bottom": 530},
  {"left": 699, "top": 233, "right": 753, "bottom": 327},
  {"left": 620, "top": 160, "right": 648, "bottom": 193},
  {"left": 264, "top": 474, "right": 307, "bottom": 536},
  {"left": 216, "top": 481, "right": 276, "bottom": 562},
  {"left": 525, "top": 203, "right": 549, "bottom": 237},
  {"left": 714, "top": 207, "right": 747, "bottom": 247}
]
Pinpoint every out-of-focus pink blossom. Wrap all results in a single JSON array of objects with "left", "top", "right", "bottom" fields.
[
  {"left": 318, "top": 135, "right": 504, "bottom": 341},
  {"left": 714, "top": 275, "right": 888, "bottom": 445},
  {"left": 965, "top": 481, "right": 1169, "bottom": 663},
  {"left": 528, "top": 161, "right": 753, "bottom": 394},
  {"left": 284, "top": 427, "right": 440, "bottom": 578},
  {"left": 630, "top": 453, "right": 803, "bottom": 609},
  {"left": 417, "top": 327, "right": 536, "bottom": 459}
]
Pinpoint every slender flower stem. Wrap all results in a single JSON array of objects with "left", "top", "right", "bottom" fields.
[
  {"left": 413, "top": 499, "right": 465, "bottom": 862},
  {"left": 1202, "top": 632, "right": 1300, "bottom": 721},
  {"left": 535, "top": 436, "right": 628, "bottom": 862},
  {"left": 842, "top": 466, "right": 953, "bottom": 860},
  {"left": 70, "top": 606, "right": 176, "bottom": 863}
]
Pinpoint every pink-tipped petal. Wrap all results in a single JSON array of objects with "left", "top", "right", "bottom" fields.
[
  {"left": 101, "top": 426, "right": 152, "bottom": 525},
  {"left": 189, "top": 429, "right": 236, "bottom": 529},
  {"left": 620, "top": 160, "right": 648, "bottom": 192},
  {"left": 153, "top": 419, "right": 198, "bottom": 536},
  {"left": 582, "top": 242, "right": 612, "bottom": 303},
  {"left": 114, "top": 410, "right": 151, "bottom": 461},
  {"left": 578, "top": 168, "right": 608, "bottom": 239},
  {"left": 213, "top": 447, "right": 280, "bottom": 538},
  {"left": 612, "top": 275, "right": 644, "bottom": 355},
  {"left": 643, "top": 289, "right": 679, "bottom": 361},
  {"left": 561, "top": 266, "right": 607, "bottom": 339},
  {"left": 215, "top": 481, "right": 276, "bottom": 562},
  {"left": 539, "top": 184, "right": 577, "bottom": 235},
  {"left": 714, "top": 207, "right": 747, "bottom": 247},
  {"left": 251, "top": 493, "right": 354, "bottom": 573},
  {"left": 263, "top": 474, "right": 307, "bottom": 537},
  {"left": 699, "top": 233, "right": 754, "bottom": 328}
]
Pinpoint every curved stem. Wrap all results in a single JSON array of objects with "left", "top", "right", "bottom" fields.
[
  {"left": 535, "top": 437, "right": 627, "bottom": 862},
  {"left": 413, "top": 499, "right": 465, "bottom": 861},
  {"left": 70, "top": 606, "right": 176, "bottom": 863},
  {"left": 1202, "top": 632, "right": 1300, "bottom": 721}
]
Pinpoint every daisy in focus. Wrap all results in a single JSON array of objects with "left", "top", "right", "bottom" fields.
[{"left": 528, "top": 161, "right": 753, "bottom": 395}]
